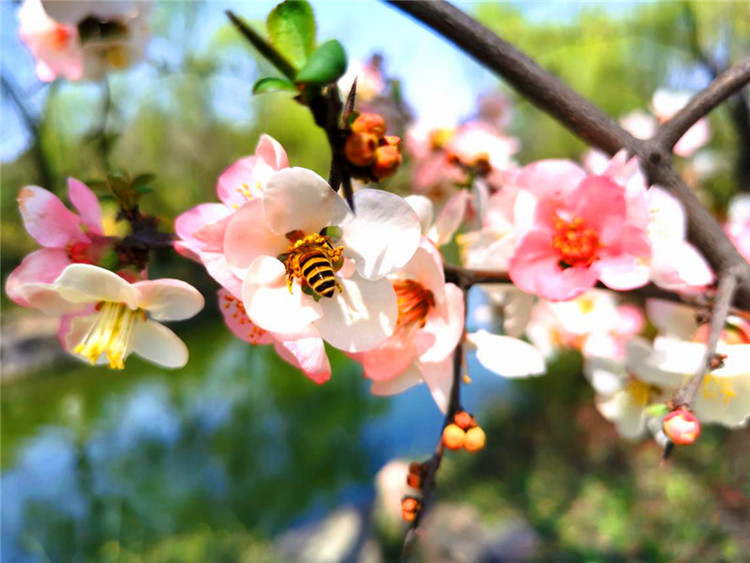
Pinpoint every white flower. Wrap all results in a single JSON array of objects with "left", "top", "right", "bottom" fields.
[
  {"left": 223, "top": 168, "right": 422, "bottom": 353},
  {"left": 27, "top": 264, "right": 204, "bottom": 369}
]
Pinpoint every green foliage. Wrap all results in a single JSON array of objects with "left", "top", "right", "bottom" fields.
[
  {"left": 294, "top": 39, "right": 348, "bottom": 87},
  {"left": 252, "top": 76, "right": 297, "bottom": 94},
  {"left": 267, "top": 0, "right": 316, "bottom": 70}
]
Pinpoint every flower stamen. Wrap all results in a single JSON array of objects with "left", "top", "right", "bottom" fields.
[
  {"left": 552, "top": 216, "right": 601, "bottom": 268},
  {"left": 393, "top": 279, "right": 435, "bottom": 329},
  {"left": 74, "top": 302, "right": 142, "bottom": 369}
]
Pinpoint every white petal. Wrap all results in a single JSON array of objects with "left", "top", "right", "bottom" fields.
[
  {"left": 466, "top": 330, "right": 545, "bottom": 378},
  {"left": 583, "top": 355, "right": 626, "bottom": 396},
  {"left": 647, "top": 187, "right": 686, "bottom": 241},
  {"left": 223, "top": 199, "right": 288, "bottom": 270},
  {"left": 645, "top": 299, "right": 697, "bottom": 340},
  {"left": 405, "top": 195, "right": 434, "bottom": 235},
  {"left": 315, "top": 275, "right": 398, "bottom": 353},
  {"left": 596, "top": 390, "right": 648, "bottom": 440},
  {"left": 133, "top": 279, "right": 205, "bottom": 321},
  {"left": 242, "top": 256, "right": 323, "bottom": 335},
  {"left": 262, "top": 168, "right": 351, "bottom": 235},
  {"left": 420, "top": 356, "right": 454, "bottom": 413},
  {"left": 130, "top": 320, "right": 189, "bottom": 369},
  {"left": 429, "top": 190, "right": 469, "bottom": 246},
  {"left": 341, "top": 189, "right": 421, "bottom": 280},
  {"left": 54, "top": 264, "right": 138, "bottom": 308},
  {"left": 370, "top": 364, "right": 422, "bottom": 396}
]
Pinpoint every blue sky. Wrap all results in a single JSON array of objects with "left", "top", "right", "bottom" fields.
[{"left": 0, "top": 0, "right": 632, "bottom": 162}]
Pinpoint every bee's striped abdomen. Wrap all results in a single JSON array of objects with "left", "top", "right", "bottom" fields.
[{"left": 300, "top": 249, "right": 336, "bottom": 298}]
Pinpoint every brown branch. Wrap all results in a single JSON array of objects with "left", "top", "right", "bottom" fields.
[
  {"left": 673, "top": 268, "right": 740, "bottom": 407},
  {"left": 401, "top": 278, "right": 468, "bottom": 560},
  {"left": 384, "top": 0, "right": 750, "bottom": 312},
  {"left": 655, "top": 57, "right": 750, "bottom": 153}
]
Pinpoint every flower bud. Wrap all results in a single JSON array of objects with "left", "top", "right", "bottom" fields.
[
  {"left": 345, "top": 132, "right": 379, "bottom": 167},
  {"left": 401, "top": 496, "right": 422, "bottom": 522},
  {"left": 406, "top": 461, "right": 426, "bottom": 490},
  {"left": 442, "top": 423, "right": 466, "bottom": 451},
  {"left": 373, "top": 144, "right": 402, "bottom": 180},
  {"left": 351, "top": 112, "right": 387, "bottom": 138},
  {"left": 662, "top": 408, "right": 701, "bottom": 445},
  {"left": 464, "top": 426, "right": 486, "bottom": 453},
  {"left": 453, "top": 410, "right": 474, "bottom": 430}
]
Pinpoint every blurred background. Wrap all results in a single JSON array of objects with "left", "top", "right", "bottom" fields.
[{"left": 2, "top": 1, "right": 749, "bottom": 560}]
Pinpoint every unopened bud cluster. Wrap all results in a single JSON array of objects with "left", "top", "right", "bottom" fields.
[
  {"left": 442, "top": 410, "right": 486, "bottom": 453},
  {"left": 401, "top": 461, "right": 428, "bottom": 523},
  {"left": 344, "top": 113, "right": 402, "bottom": 181},
  {"left": 662, "top": 407, "right": 701, "bottom": 445}
]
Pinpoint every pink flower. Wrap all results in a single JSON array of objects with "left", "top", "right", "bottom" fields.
[
  {"left": 508, "top": 159, "right": 651, "bottom": 301},
  {"left": 23, "top": 264, "right": 204, "bottom": 369},
  {"left": 355, "top": 242, "right": 465, "bottom": 412},
  {"left": 651, "top": 90, "right": 710, "bottom": 158},
  {"left": 223, "top": 167, "right": 421, "bottom": 353},
  {"left": 18, "top": 0, "right": 83, "bottom": 81},
  {"left": 174, "top": 134, "right": 289, "bottom": 298},
  {"left": 6, "top": 178, "right": 109, "bottom": 308}
]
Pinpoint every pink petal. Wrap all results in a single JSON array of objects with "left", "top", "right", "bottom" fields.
[
  {"left": 174, "top": 203, "right": 230, "bottom": 253},
  {"left": 509, "top": 230, "right": 599, "bottom": 301},
  {"left": 514, "top": 159, "right": 586, "bottom": 200},
  {"left": 419, "top": 355, "right": 454, "bottom": 413},
  {"left": 370, "top": 364, "right": 422, "bottom": 396},
  {"left": 417, "top": 282, "right": 465, "bottom": 363},
  {"left": 216, "top": 155, "right": 260, "bottom": 208},
  {"left": 430, "top": 190, "right": 469, "bottom": 245},
  {"left": 273, "top": 337, "right": 331, "bottom": 384},
  {"left": 17, "top": 185, "right": 87, "bottom": 247},
  {"left": 223, "top": 199, "right": 288, "bottom": 271},
  {"left": 255, "top": 134, "right": 289, "bottom": 172},
  {"left": 218, "top": 289, "right": 273, "bottom": 345},
  {"left": 67, "top": 178, "right": 103, "bottom": 235},
  {"left": 356, "top": 329, "right": 419, "bottom": 381},
  {"left": 5, "top": 248, "right": 71, "bottom": 307}
]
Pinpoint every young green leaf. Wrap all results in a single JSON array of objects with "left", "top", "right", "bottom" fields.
[
  {"left": 253, "top": 76, "right": 298, "bottom": 94},
  {"left": 294, "top": 39, "right": 347, "bottom": 86},
  {"left": 267, "top": 0, "right": 316, "bottom": 70}
]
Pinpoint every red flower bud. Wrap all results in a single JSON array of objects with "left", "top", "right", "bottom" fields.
[
  {"left": 345, "top": 132, "right": 379, "bottom": 167},
  {"left": 453, "top": 410, "right": 474, "bottom": 430},
  {"left": 401, "top": 495, "right": 422, "bottom": 522},
  {"left": 662, "top": 408, "right": 701, "bottom": 445},
  {"left": 372, "top": 144, "right": 402, "bottom": 180},
  {"left": 351, "top": 112, "right": 386, "bottom": 137}
]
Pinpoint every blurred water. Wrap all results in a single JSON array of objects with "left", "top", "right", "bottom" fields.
[{"left": 1, "top": 290, "right": 512, "bottom": 560}]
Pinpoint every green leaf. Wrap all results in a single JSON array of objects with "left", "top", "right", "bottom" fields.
[
  {"left": 253, "top": 76, "right": 297, "bottom": 94},
  {"left": 267, "top": 0, "right": 316, "bottom": 70},
  {"left": 294, "top": 40, "right": 347, "bottom": 86},
  {"left": 131, "top": 173, "right": 157, "bottom": 190}
]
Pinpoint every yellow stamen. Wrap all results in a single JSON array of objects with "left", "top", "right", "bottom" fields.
[
  {"left": 701, "top": 374, "right": 736, "bottom": 404},
  {"left": 74, "top": 302, "right": 140, "bottom": 369},
  {"left": 627, "top": 378, "right": 656, "bottom": 406}
]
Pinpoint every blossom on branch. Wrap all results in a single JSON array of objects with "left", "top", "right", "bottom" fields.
[
  {"left": 22, "top": 264, "right": 204, "bottom": 369},
  {"left": 6, "top": 179, "right": 111, "bottom": 308}
]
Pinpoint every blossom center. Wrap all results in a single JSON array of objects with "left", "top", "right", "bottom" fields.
[
  {"left": 393, "top": 279, "right": 435, "bottom": 329},
  {"left": 44, "top": 25, "right": 73, "bottom": 50},
  {"left": 552, "top": 216, "right": 601, "bottom": 268},
  {"left": 701, "top": 375, "right": 735, "bottom": 404},
  {"left": 283, "top": 233, "right": 344, "bottom": 299},
  {"left": 626, "top": 377, "right": 657, "bottom": 406},
  {"left": 74, "top": 302, "right": 144, "bottom": 369}
]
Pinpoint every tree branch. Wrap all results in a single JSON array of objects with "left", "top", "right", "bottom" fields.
[
  {"left": 655, "top": 57, "right": 750, "bottom": 153},
  {"left": 673, "top": 268, "right": 740, "bottom": 407},
  {"left": 384, "top": 0, "right": 750, "bottom": 312}
]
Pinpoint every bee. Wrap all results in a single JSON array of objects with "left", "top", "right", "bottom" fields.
[{"left": 298, "top": 247, "right": 337, "bottom": 298}]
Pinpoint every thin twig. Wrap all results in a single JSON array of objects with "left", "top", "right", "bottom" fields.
[
  {"left": 673, "top": 269, "right": 740, "bottom": 407},
  {"left": 401, "top": 282, "right": 468, "bottom": 560},
  {"left": 655, "top": 57, "right": 750, "bottom": 153}
]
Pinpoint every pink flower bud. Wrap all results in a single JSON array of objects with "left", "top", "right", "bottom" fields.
[
  {"left": 662, "top": 408, "right": 701, "bottom": 445},
  {"left": 345, "top": 132, "right": 378, "bottom": 167}
]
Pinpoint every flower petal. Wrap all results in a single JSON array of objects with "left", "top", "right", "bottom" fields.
[
  {"left": 54, "top": 264, "right": 139, "bottom": 308},
  {"left": 18, "top": 185, "right": 87, "bottom": 247},
  {"left": 466, "top": 330, "right": 546, "bottom": 377},
  {"left": 263, "top": 168, "right": 351, "bottom": 235},
  {"left": 405, "top": 194, "right": 434, "bottom": 235},
  {"left": 315, "top": 275, "right": 398, "bottom": 353},
  {"left": 429, "top": 190, "right": 469, "bottom": 246},
  {"left": 273, "top": 337, "right": 331, "bottom": 384},
  {"left": 417, "top": 283, "right": 464, "bottom": 363},
  {"left": 218, "top": 288, "right": 273, "bottom": 345},
  {"left": 67, "top": 178, "right": 103, "bottom": 235},
  {"left": 133, "top": 279, "right": 205, "bottom": 321},
  {"left": 223, "top": 199, "right": 288, "bottom": 270},
  {"left": 174, "top": 203, "right": 230, "bottom": 256},
  {"left": 5, "top": 248, "right": 71, "bottom": 307},
  {"left": 420, "top": 355, "right": 454, "bottom": 413},
  {"left": 243, "top": 256, "right": 323, "bottom": 335},
  {"left": 370, "top": 364, "right": 422, "bottom": 396},
  {"left": 130, "top": 319, "right": 189, "bottom": 369},
  {"left": 342, "top": 189, "right": 421, "bottom": 280}
]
